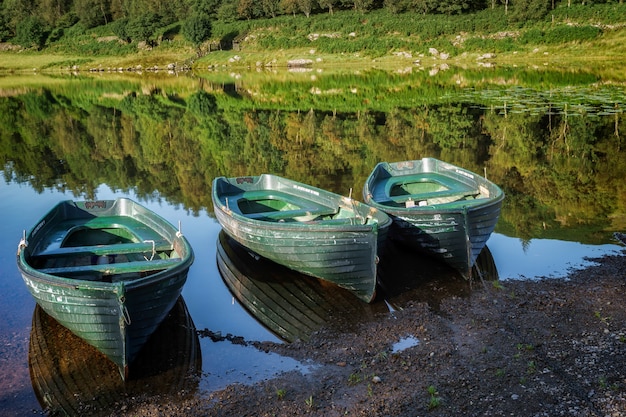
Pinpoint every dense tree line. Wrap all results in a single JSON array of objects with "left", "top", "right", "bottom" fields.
[
  {"left": 0, "top": 0, "right": 622, "bottom": 49},
  {"left": 1, "top": 81, "right": 624, "bottom": 241}
]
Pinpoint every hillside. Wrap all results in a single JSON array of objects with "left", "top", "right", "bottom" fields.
[{"left": 0, "top": 4, "right": 625, "bottom": 72}]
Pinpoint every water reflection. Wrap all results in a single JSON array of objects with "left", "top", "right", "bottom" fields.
[
  {"left": 2, "top": 68, "right": 625, "bottom": 414},
  {"left": 216, "top": 231, "right": 387, "bottom": 342},
  {"left": 28, "top": 297, "right": 200, "bottom": 416},
  {"left": 378, "top": 240, "right": 499, "bottom": 313},
  {"left": 217, "top": 230, "right": 500, "bottom": 343}
]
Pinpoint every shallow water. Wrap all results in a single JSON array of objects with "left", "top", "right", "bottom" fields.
[{"left": 0, "top": 180, "right": 622, "bottom": 415}]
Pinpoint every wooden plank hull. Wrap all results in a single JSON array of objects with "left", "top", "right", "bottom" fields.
[
  {"left": 364, "top": 158, "right": 504, "bottom": 277},
  {"left": 216, "top": 231, "right": 372, "bottom": 342},
  {"left": 17, "top": 198, "right": 194, "bottom": 379},
  {"left": 212, "top": 174, "right": 391, "bottom": 303},
  {"left": 29, "top": 297, "right": 201, "bottom": 415}
]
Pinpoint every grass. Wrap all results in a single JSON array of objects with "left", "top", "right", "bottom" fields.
[
  {"left": 427, "top": 385, "right": 442, "bottom": 410},
  {"left": 0, "top": 6, "right": 624, "bottom": 73},
  {"left": 0, "top": 52, "right": 91, "bottom": 71},
  {"left": 275, "top": 388, "right": 286, "bottom": 400}
]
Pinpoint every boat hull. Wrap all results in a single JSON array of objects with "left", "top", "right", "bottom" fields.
[
  {"left": 212, "top": 174, "right": 391, "bottom": 303},
  {"left": 216, "top": 231, "right": 382, "bottom": 342},
  {"left": 17, "top": 198, "right": 194, "bottom": 379},
  {"left": 364, "top": 158, "right": 504, "bottom": 277},
  {"left": 29, "top": 297, "right": 201, "bottom": 415}
]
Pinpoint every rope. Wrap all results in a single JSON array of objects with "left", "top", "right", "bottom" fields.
[
  {"left": 118, "top": 294, "right": 131, "bottom": 325},
  {"left": 143, "top": 240, "right": 156, "bottom": 261}
]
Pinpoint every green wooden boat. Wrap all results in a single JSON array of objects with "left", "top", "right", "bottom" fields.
[
  {"left": 29, "top": 297, "right": 201, "bottom": 415},
  {"left": 212, "top": 174, "right": 391, "bottom": 303},
  {"left": 17, "top": 198, "right": 194, "bottom": 380},
  {"left": 363, "top": 158, "right": 504, "bottom": 277},
  {"left": 216, "top": 231, "right": 380, "bottom": 342}
]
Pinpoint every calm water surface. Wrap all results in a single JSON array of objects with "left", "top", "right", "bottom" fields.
[
  {"left": 1, "top": 68, "right": 624, "bottom": 415},
  {"left": 1, "top": 179, "right": 622, "bottom": 415}
]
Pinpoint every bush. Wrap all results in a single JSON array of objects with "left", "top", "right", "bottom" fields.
[
  {"left": 15, "top": 17, "right": 48, "bottom": 49},
  {"left": 126, "top": 13, "right": 161, "bottom": 44},
  {"left": 110, "top": 18, "right": 130, "bottom": 43},
  {"left": 519, "top": 28, "right": 544, "bottom": 44},
  {"left": 543, "top": 25, "right": 602, "bottom": 44},
  {"left": 182, "top": 14, "right": 212, "bottom": 46}
]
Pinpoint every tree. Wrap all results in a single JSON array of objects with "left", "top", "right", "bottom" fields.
[
  {"left": 237, "top": 0, "right": 262, "bottom": 19},
  {"left": 509, "top": 0, "right": 550, "bottom": 22},
  {"left": 126, "top": 12, "right": 161, "bottom": 44},
  {"left": 15, "top": 17, "right": 47, "bottom": 49},
  {"left": 39, "top": 0, "right": 72, "bottom": 26},
  {"left": 280, "top": 0, "right": 300, "bottom": 16},
  {"left": 261, "top": 0, "right": 281, "bottom": 17},
  {"left": 0, "top": 13, "right": 12, "bottom": 41},
  {"left": 182, "top": 13, "right": 212, "bottom": 46},
  {"left": 74, "top": 0, "right": 111, "bottom": 28},
  {"left": 318, "top": 0, "right": 338, "bottom": 14},
  {"left": 297, "top": 0, "right": 313, "bottom": 16},
  {"left": 192, "top": 0, "right": 223, "bottom": 18}
]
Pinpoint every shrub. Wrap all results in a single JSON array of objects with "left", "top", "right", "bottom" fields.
[
  {"left": 110, "top": 18, "right": 130, "bottom": 43},
  {"left": 519, "top": 28, "right": 544, "bottom": 44},
  {"left": 126, "top": 13, "right": 161, "bottom": 44},
  {"left": 543, "top": 25, "right": 602, "bottom": 44},
  {"left": 15, "top": 17, "right": 48, "bottom": 49},
  {"left": 182, "top": 14, "right": 213, "bottom": 46}
]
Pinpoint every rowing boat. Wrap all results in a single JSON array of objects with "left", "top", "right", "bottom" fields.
[
  {"left": 212, "top": 174, "right": 391, "bottom": 303},
  {"left": 17, "top": 198, "right": 194, "bottom": 379},
  {"left": 363, "top": 158, "right": 504, "bottom": 277}
]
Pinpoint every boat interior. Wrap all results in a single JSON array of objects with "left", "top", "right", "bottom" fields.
[
  {"left": 225, "top": 190, "right": 340, "bottom": 222},
  {"left": 28, "top": 216, "right": 181, "bottom": 281},
  {"left": 374, "top": 173, "right": 483, "bottom": 208}
]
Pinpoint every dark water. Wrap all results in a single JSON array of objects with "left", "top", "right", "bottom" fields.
[{"left": 1, "top": 68, "right": 624, "bottom": 415}]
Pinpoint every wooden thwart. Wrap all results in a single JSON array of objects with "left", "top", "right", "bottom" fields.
[
  {"left": 38, "top": 258, "right": 182, "bottom": 275},
  {"left": 34, "top": 241, "right": 173, "bottom": 258}
]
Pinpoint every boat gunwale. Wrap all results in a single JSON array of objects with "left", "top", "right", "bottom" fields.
[
  {"left": 364, "top": 159, "right": 504, "bottom": 215},
  {"left": 17, "top": 198, "right": 194, "bottom": 291},
  {"left": 213, "top": 174, "right": 391, "bottom": 232}
]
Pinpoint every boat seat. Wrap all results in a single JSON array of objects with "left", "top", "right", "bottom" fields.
[
  {"left": 37, "top": 216, "right": 169, "bottom": 255},
  {"left": 38, "top": 258, "right": 182, "bottom": 276},
  {"left": 388, "top": 190, "right": 480, "bottom": 205},
  {"left": 245, "top": 207, "right": 338, "bottom": 221},
  {"left": 226, "top": 190, "right": 338, "bottom": 221},
  {"left": 379, "top": 173, "right": 480, "bottom": 205},
  {"left": 32, "top": 240, "right": 173, "bottom": 259}
]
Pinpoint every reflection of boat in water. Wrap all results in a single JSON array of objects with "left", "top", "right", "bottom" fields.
[
  {"left": 29, "top": 297, "right": 201, "bottom": 416},
  {"left": 378, "top": 239, "right": 499, "bottom": 312},
  {"left": 216, "top": 231, "right": 384, "bottom": 342}
]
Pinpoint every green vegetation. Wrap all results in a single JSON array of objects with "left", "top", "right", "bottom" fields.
[
  {"left": 0, "top": 70, "right": 624, "bottom": 241},
  {"left": 427, "top": 385, "right": 442, "bottom": 410},
  {"left": 0, "top": 2, "right": 624, "bottom": 71}
]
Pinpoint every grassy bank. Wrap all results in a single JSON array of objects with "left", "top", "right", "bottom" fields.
[{"left": 0, "top": 5, "right": 625, "bottom": 73}]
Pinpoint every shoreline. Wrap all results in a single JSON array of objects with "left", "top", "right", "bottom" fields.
[{"left": 108, "top": 250, "right": 626, "bottom": 417}]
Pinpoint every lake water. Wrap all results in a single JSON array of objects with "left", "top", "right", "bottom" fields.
[{"left": 1, "top": 67, "right": 624, "bottom": 415}]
